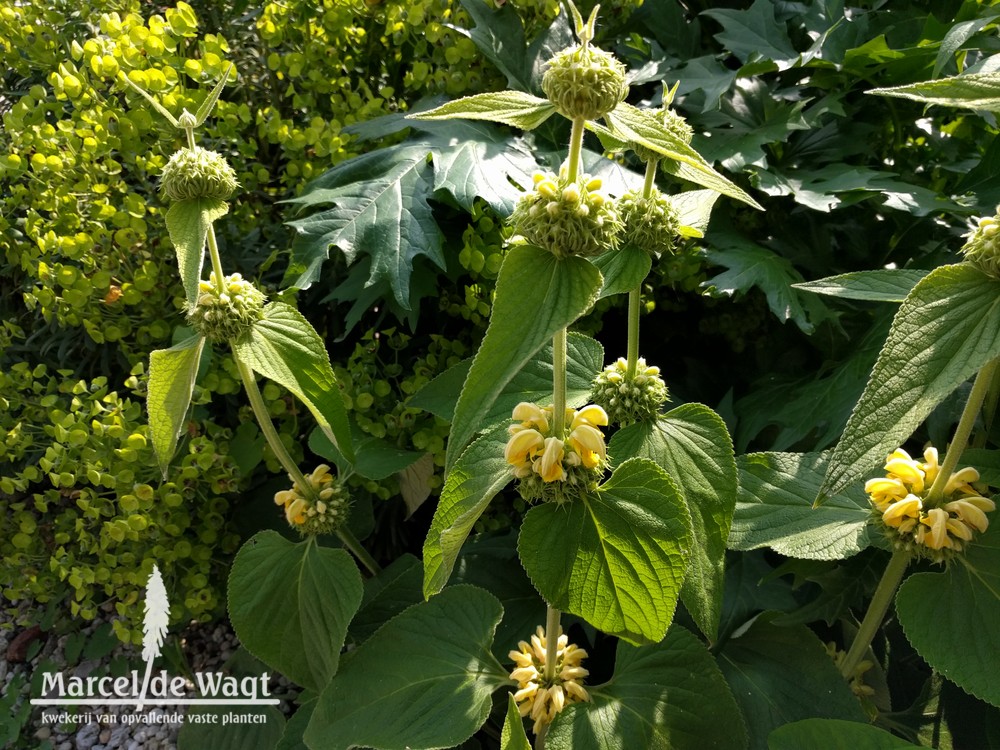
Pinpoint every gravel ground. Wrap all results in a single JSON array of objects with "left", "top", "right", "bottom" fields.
[{"left": 1, "top": 604, "right": 288, "bottom": 750}]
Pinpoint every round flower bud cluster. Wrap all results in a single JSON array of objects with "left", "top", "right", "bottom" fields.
[
  {"left": 510, "top": 625, "right": 590, "bottom": 735},
  {"left": 159, "top": 146, "right": 238, "bottom": 202},
  {"left": 961, "top": 210, "right": 1000, "bottom": 279},
  {"left": 187, "top": 272, "right": 266, "bottom": 343},
  {"left": 632, "top": 107, "right": 694, "bottom": 164},
  {"left": 865, "top": 446, "right": 996, "bottom": 563},
  {"left": 510, "top": 170, "right": 622, "bottom": 259},
  {"left": 617, "top": 188, "right": 681, "bottom": 256},
  {"left": 590, "top": 357, "right": 669, "bottom": 425},
  {"left": 273, "top": 464, "right": 351, "bottom": 536},
  {"left": 504, "top": 402, "right": 608, "bottom": 504},
  {"left": 541, "top": 42, "right": 627, "bottom": 121}
]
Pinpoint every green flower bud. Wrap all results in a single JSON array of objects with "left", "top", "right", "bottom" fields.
[
  {"left": 590, "top": 358, "right": 669, "bottom": 425},
  {"left": 510, "top": 170, "right": 622, "bottom": 258},
  {"left": 541, "top": 43, "right": 628, "bottom": 121},
  {"left": 632, "top": 108, "right": 694, "bottom": 164},
  {"left": 618, "top": 188, "right": 680, "bottom": 255},
  {"left": 160, "top": 146, "right": 238, "bottom": 202},
  {"left": 962, "top": 209, "right": 1000, "bottom": 279},
  {"left": 187, "top": 272, "right": 266, "bottom": 343}
]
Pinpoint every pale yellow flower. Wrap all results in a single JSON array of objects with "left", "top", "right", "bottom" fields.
[
  {"left": 509, "top": 626, "right": 590, "bottom": 735},
  {"left": 882, "top": 495, "right": 922, "bottom": 529},
  {"left": 944, "top": 496, "right": 995, "bottom": 533}
]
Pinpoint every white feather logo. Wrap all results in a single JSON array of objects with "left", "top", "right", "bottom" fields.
[{"left": 137, "top": 564, "right": 170, "bottom": 708}]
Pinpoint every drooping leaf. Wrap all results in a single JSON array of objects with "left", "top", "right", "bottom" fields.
[
  {"left": 457, "top": 0, "right": 532, "bottom": 92},
  {"left": 147, "top": 334, "right": 205, "bottom": 475},
  {"left": 408, "top": 91, "right": 556, "bottom": 131},
  {"left": 702, "top": 0, "right": 800, "bottom": 72},
  {"left": 896, "top": 522, "right": 1000, "bottom": 709},
  {"left": 285, "top": 144, "right": 443, "bottom": 307},
  {"left": 164, "top": 198, "right": 229, "bottom": 305},
  {"left": 716, "top": 619, "right": 867, "bottom": 750},
  {"left": 445, "top": 244, "right": 602, "bottom": 470},
  {"left": 672, "top": 189, "right": 720, "bottom": 238},
  {"left": 304, "top": 585, "right": 510, "bottom": 750},
  {"left": 869, "top": 72, "right": 1000, "bottom": 112},
  {"left": 730, "top": 452, "right": 876, "bottom": 560},
  {"left": 610, "top": 404, "right": 737, "bottom": 640},
  {"left": 233, "top": 302, "right": 354, "bottom": 463},
  {"left": 702, "top": 232, "right": 833, "bottom": 334},
  {"left": 546, "top": 626, "right": 747, "bottom": 750},
  {"left": 793, "top": 269, "right": 929, "bottom": 302},
  {"left": 820, "top": 264, "right": 1000, "bottom": 501},
  {"left": 501, "top": 694, "right": 532, "bottom": 750},
  {"left": 227, "top": 531, "right": 364, "bottom": 693},
  {"left": 424, "top": 425, "right": 511, "bottom": 597},
  {"left": 769, "top": 719, "right": 922, "bottom": 750},
  {"left": 592, "top": 245, "right": 652, "bottom": 299},
  {"left": 605, "top": 103, "right": 764, "bottom": 210},
  {"left": 518, "top": 458, "right": 692, "bottom": 644}
]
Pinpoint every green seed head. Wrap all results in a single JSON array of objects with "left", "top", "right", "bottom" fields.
[
  {"left": 187, "top": 272, "right": 266, "bottom": 343},
  {"left": 590, "top": 357, "right": 669, "bottom": 426},
  {"left": 962, "top": 210, "right": 1000, "bottom": 279},
  {"left": 618, "top": 188, "right": 681, "bottom": 256},
  {"left": 541, "top": 43, "right": 628, "bottom": 121},
  {"left": 160, "top": 146, "right": 238, "bottom": 202},
  {"left": 510, "top": 169, "right": 622, "bottom": 258}
]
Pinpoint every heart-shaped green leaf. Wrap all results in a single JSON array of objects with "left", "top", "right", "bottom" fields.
[
  {"left": 227, "top": 531, "right": 363, "bottom": 693},
  {"left": 518, "top": 458, "right": 692, "bottom": 644}
]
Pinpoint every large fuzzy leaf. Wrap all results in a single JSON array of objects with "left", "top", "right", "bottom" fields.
[
  {"left": 147, "top": 334, "right": 205, "bottom": 475},
  {"left": 163, "top": 198, "right": 228, "bottom": 305},
  {"left": 869, "top": 71, "right": 1000, "bottom": 111},
  {"left": 408, "top": 91, "right": 556, "bottom": 131}
]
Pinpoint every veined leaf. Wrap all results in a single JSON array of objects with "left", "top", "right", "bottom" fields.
[
  {"left": 518, "top": 458, "right": 692, "bottom": 645},
  {"left": 304, "top": 586, "right": 509, "bottom": 750},
  {"left": 605, "top": 102, "right": 763, "bottom": 210},
  {"left": 593, "top": 245, "right": 651, "bottom": 299},
  {"left": 147, "top": 334, "right": 205, "bottom": 475},
  {"left": 546, "top": 627, "right": 747, "bottom": 750},
  {"left": 770, "top": 719, "right": 922, "bottom": 750},
  {"left": 445, "top": 245, "right": 602, "bottom": 470},
  {"left": 501, "top": 694, "right": 532, "bottom": 750},
  {"left": 731, "top": 452, "right": 875, "bottom": 560},
  {"left": 820, "top": 264, "right": 1000, "bottom": 501},
  {"left": 897, "top": 522, "right": 1000, "bottom": 708},
  {"left": 423, "top": 425, "right": 510, "bottom": 598},
  {"left": 408, "top": 91, "right": 557, "bottom": 130},
  {"left": 794, "top": 269, "right": 929, "bottom": 302},
  {"left": 163, "top": 198, "right": 228, "bottom": 305},
  {"left": 610, "top": 404, "right": 737, "bottom": 640},
  {"left": 702, "top": 0, "right": 800, "bottom": 71},
  {"left": 227, "top": 531, "right": 363, "bottom": 693},
  {"left": 457, "top": 0, "right": 532, "bottom": 92},
  {"left": 232, "top": 302, "right": 354, "bottom": 463},
  {"left": 286, "top": 144, "right": 443, "bottom": 307},
  {"left": 672, "top": 189, "right": 720, "bottom": 238},
  {"left": 869, "top": 72, "right": 1000, "bottom": 112}
]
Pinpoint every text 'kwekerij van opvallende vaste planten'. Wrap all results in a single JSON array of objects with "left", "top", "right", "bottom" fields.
[{"left": 5, "top": 0, "right": 1000, "bottom": 748}]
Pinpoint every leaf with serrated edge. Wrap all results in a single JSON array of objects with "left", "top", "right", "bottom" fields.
[
  {"left": 518, "top": 458, "right": 692, "bottom": 645},
  {"left": 731, "top": 452, "right": 875, "bottom": 560},
  {"left": 769, "top": 719, "right": 922, "bottom": 750},
  {"left": 147, "top": 334, "right": 205, "bottom": 475},
  {"left": 408, "top": 91, "right": 557, "bottom": 130},
  {"left": 232, "top": 302, "right": 354, "bottom": 463},
  {"left": 424, "top": 425, "right": 510, "bottom": 597},
  {"left": 605, "top": 103, "right": 763, "bottom": 210},
  {"left": 164, "top": 199, "right": 228, "bottom": 305},
  {"left": 445, "top": 245, "right": 602, "bottom": 471},
  {"left": 820, "top": 264, "right": 1000, "bottom": 501},
  {"left": 593, "top": 246, "right": 651, "bottom": 299},
  {"left": 546, "top": 627, "right": 747, "bottom": 750},
  {"left": 794, "top": 269, "right": 929, "bottom": 303},
  {"left": 304, "top": 585, "right": 509, "bottom": 750},
  {"left": 501, "top": 694, "right": 532, "bottom": 750},
  {"left": 897, "top": 522, "right": 1000, "bottom": 708},
  {"left": 869, "top": 72, "right": 1000, "bottom": 112},
  {"left": 610, "top": 404, "right": 737, "bottom": 640},
  {"left": 227, "top": 531, "right": 363, "bottom": 693}
]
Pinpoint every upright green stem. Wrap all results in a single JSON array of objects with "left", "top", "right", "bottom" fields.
[
  {"left": 184, "top": 126, "right": 196, "bottom": 150},
  {"left": 624, "top": 160, "right": 660, "bottom": 379},
  {"left": 552, "top": 327, "right": 568, "bottom": 436},
  {"left": 566, "top": 117, "right": 586, "bottom": 183},
  {"left": 235, "top": 357, "right": 380, "bottom": 575},
  {"left": 839, "top": 548, "right": 910, "bottom": 680},
  {"left": 927, "top": 357, "right": 1000, "bottom": 503},
  {"left": 543, "top": 605, "right": 562, "bottom": 682},
  {"left": 641, "top": 158, "right": 658, "bottom": 198},
  {"left": 205, "top": 225, "right": 227, "bottom": 294}
]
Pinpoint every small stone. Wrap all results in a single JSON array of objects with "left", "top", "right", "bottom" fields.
[
  {"left": 100, "top": 728, "right": 112, "bottom": 743},
  {"left": 35, "top": 726, "right": 52, "bottom": 740}
]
